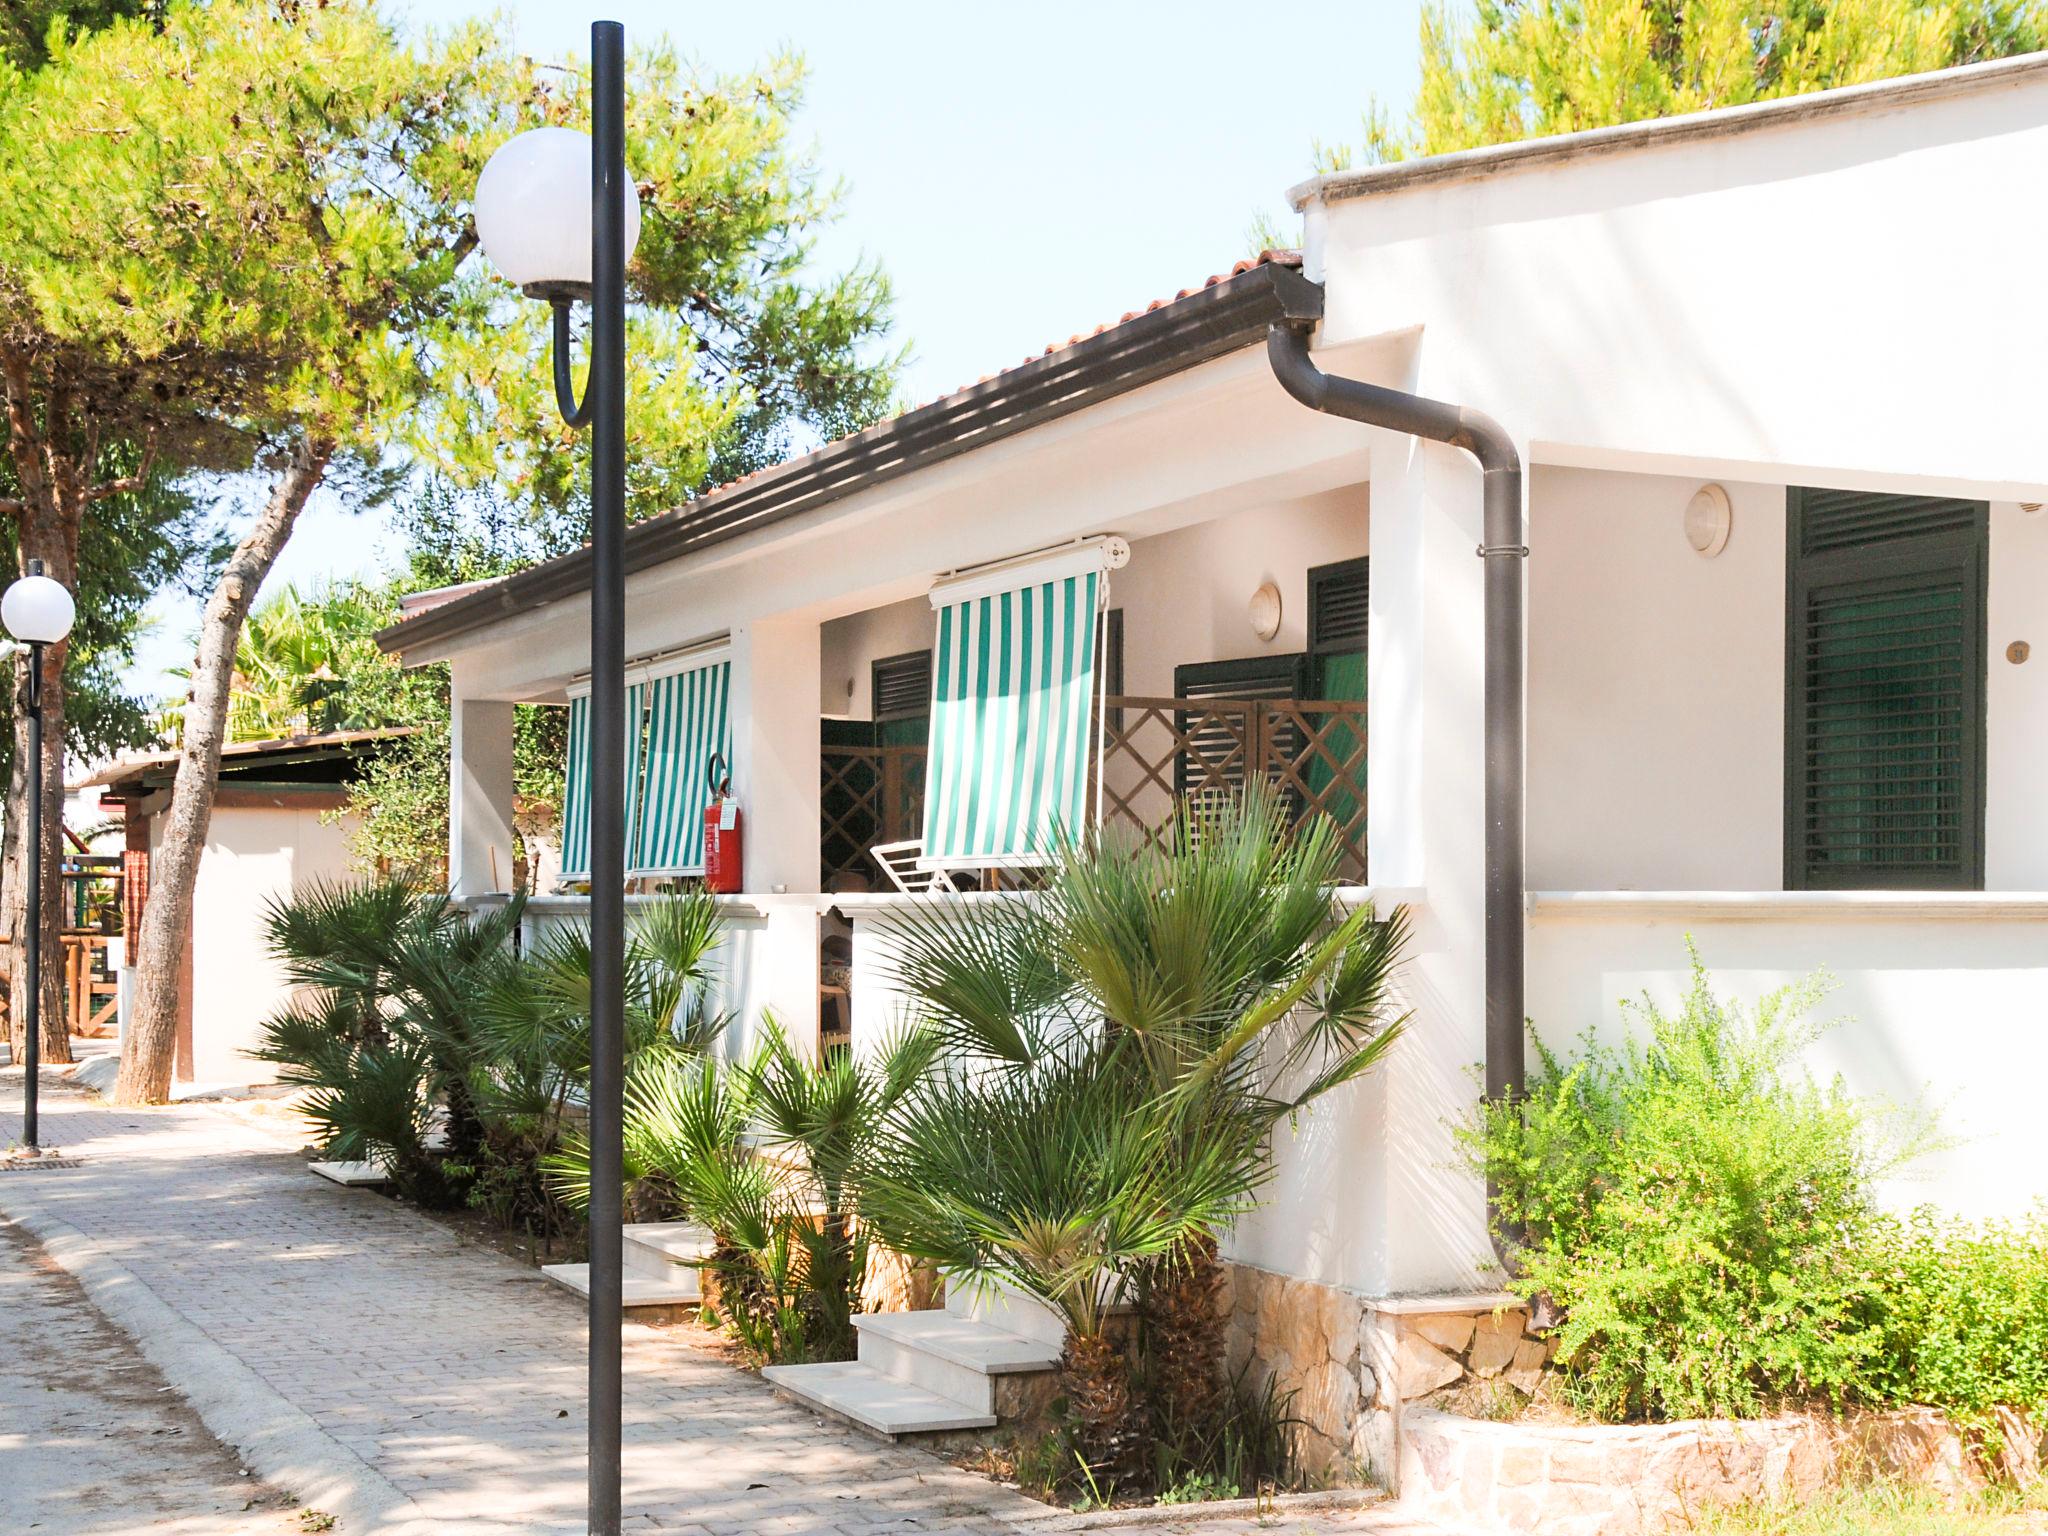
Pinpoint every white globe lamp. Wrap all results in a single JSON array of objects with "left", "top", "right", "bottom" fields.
[
  {"left": 2, "top": 571, "right": 75, "bottom": 645},
  {"left": 474, "top": 126, "right": 641, "bottom": 298}
]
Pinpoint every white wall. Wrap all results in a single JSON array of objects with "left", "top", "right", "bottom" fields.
[
  {"left": 1528, "top": 899, "right": 2048, "bottom": 1221},
  {"left": 189, "top": 805, "right": 358, "bottom": 1086},
  {"left": 818, "top": 489, "right": 1369, "bottom": 718},
  {"left": 1986, "top": 502, "right": 2048, "bottom": 888},
  {"left": 1528, "top": 467, "right": 1786, "bottom": 891},
  {"left": 1308, "top": 68, "right": 2048, "bottom": 500},
  {"left": 821, "top": 600, "right": 931, "bottom": 719},
  {"left": 1528, "top": 471, "right": 2048, "bottom": 893}
]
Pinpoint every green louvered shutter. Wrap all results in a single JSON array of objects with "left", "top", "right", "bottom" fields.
[
  {"left": 631, "top": 657, "right": 732, "bottom": 876},
  {"left": 923, "top": 569, "right": 1101, "bottom": 865},
  {"left": 558, "top": 682, "right": 647, "bottom": 881},
  {"left": 1785, "top": 489, "right": 1987, "bottom": 890}
]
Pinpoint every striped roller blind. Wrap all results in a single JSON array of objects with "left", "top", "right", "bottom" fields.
[
  {"left": 923, "top": 565, "right": 1102, "bottom": 865},
  {"left": 558, "top": 681, "right": 646, "bottom": 880},
  {"left": 631, "top": 657, "right": 732, "bottom": 876}
]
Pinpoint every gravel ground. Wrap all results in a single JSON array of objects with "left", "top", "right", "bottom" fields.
[{"left": 0, "top": 1213, "right": 305, "bottom": 1535}]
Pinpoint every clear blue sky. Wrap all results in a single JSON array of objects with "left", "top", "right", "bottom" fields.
[{"left": 127, "top": 1, "right": 1422, "bottom": 698}]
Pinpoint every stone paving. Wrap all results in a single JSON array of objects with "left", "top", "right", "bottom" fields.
[{"left": 0, "top": 1080, "right": 1459, "bottom": 1536}]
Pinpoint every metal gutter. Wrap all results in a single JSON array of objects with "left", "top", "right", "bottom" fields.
[
  {"left": 377, "top": 260, "right": 1326, "bottom": 658},
  {"left": 1265, "top": 310, "right": 1526, "bottom": 1258},
  {"left": 1289, "top": 49, "right": 2048, "bottom": 209}
]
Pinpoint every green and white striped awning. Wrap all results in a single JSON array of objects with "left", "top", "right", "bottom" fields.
[
  {"left": 631, "top": 652, "right": 731, "bottom": 876},
  {"left": 922, "top": 551, "right": 1105, "bottom": 866},
  {"left": 558, "top": 680, "right": 645, "bottom": 881},
  {"left": 559, "top": 649, "right": 731, "bottom": 882}
]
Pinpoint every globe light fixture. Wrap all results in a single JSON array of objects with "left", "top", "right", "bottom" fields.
[
  {"left": 473, "top": 27, "right": 633, "bottom": 1536},
  {"left": 474, "top": 126, "right": 642, "bottom": 300},
  {"left": 2, "top": 571, "right": 75, "bottom": 646},
  {"left": 2, "top": 560, "right": 76, "bottom": 1157}
]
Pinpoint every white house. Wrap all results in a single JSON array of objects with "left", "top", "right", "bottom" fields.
[{"left": 379, "top": 55, "right": 2048, "bottom": 1474}]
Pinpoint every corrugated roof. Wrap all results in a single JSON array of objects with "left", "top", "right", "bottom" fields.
[{"left": 74, "top": 726, "right": 416, "bottom": 792}]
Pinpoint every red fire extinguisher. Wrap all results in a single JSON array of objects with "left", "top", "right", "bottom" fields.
[{"left": 702, "top": 752, "right": 743, "bottom": 894}]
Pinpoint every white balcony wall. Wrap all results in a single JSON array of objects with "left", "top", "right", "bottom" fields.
[{"left": 1528, "top": 896, "right": 2048, "bottom": 1221}]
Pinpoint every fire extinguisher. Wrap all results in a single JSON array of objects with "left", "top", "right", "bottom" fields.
[{"left": 702, "top": 752, "right": 743, "bottom": 894}]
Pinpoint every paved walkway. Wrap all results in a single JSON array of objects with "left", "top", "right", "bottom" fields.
[{"left": 0, "top": 1081, "right": 1456, "bottom": 1536}]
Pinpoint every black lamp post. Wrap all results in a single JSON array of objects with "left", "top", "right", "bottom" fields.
[
  {"left": 473, "top": 22, "right": 637, "bottom": 1534},
  {"left": 3, "top": 559, "right": 76, "bottom": 1156}
]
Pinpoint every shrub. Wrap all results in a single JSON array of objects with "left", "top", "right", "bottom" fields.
[
  {"left": 550, "top": 1020, "right": 934, "bottom": 1365},
  {"left": 1471, "top": 950, "right": 1913, "bottom": 1422},
  {"left": 1865, "top": 1211, "right": 2048, "bottom": 1442}
]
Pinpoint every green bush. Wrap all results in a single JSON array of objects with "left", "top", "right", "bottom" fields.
[
  {"left": 1476, "top": 948, "right": 2048, "bottom": 1448},
  {"left": 1865, "top": 1211, "right": 2048, "bottom": 1438},
  {"left": 1471, "top": 950, "right": 1909, "bottom": 1422}
]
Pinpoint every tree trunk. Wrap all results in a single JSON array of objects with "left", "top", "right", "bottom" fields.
[
  {"left": 115, "top": 436, "right": 332, "bottom": 1104},
  {"left": 0, "top": 358, "right": 82, "bottom": 1070},
  {"left": 1140, "top": 1229, "right": 1226, "bottom": 1448}
]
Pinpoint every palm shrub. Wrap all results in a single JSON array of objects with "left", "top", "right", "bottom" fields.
[
  {"left": 467, "top": 891, "right": 729, "bottom": 1226},
  {"left": 251, "top": 876, "right": 526, "bottom": 1206},
  {"left": 550, "top": 1018, "right": 934, "bottom": 1363},
  {"left": 873, "top": 789, "right": 1409, "bottom": 1483},
  {"left": 865, "top": 1035, "right": 1267, "bottom": 1479}
]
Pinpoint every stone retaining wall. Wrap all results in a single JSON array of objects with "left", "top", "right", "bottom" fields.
[
  {"left": 1398, "top": 1404, "right": 1984, "bottom": 1536},
  {"left": 1219, "top": 1263, "right": 1549, "bottom": 1482}
]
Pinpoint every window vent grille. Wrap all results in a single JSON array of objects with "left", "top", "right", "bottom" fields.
[
  {"left": 1797, "top": 489, "right": 1981, "bottom": 557},
  {"left": 1309, "top": 559, "right": 1369, "bottom": 655},
  {"left": 872, "top": 650, "right": 932, "bottom": 722}
]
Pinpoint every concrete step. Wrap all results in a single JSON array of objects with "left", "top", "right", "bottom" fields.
[
  {"left": 539, "top": 1262, "right": 701, "bottom": 1316},
  {"left": 944, "top": 1274, "right": 1070, "bottom": 1351},
  {"left": 621, "top": 1222, "right": 712, "bottom": 1298},
  {"left": 762, "top": 1361, "right": 997, "bottom": 1437},
  {"left": 853, "top": 1309, "right": 1059, "bottom": 1414},
  {"left": 308, "top": 1160, "right": 389, "bottom": 1187}
]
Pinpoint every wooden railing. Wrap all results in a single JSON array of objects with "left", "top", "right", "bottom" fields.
[
  {"left": 0, "top": 931, "right": 122, "bottom": 1039},
  {"left": 820, "top": 694, "right": 1366, "bottom": 887}
]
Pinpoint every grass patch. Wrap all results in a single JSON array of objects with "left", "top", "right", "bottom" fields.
[{"left": 1691, "top": 1482, "right": 2048, "bottom": 1536}]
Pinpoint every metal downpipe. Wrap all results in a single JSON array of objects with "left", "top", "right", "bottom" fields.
[{"left": 1266, "top": 322, "right": 1527, "bottom": 1245}]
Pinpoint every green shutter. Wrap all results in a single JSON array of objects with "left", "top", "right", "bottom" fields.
[
  {"left": 922, "top": 569, "right": 1100, "bottom": 864},
  {"left": 558, "top": 682, "right": 647, "bottom": 881},
  {"left": 631, "top": 659, "right": 731, "bottom": 876},
  {"left": 1785, "top": 490, "right": 1987, "bottom": 890}
]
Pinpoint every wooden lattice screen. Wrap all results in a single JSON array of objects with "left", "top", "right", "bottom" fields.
[{"left": 820, "top": 694, "right": 1365, "bottom": 887}]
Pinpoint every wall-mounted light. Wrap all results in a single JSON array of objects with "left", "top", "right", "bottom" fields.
[
  {"left": 1249, "top": 581, "right": 1282, "bottom": 641},
  {"left": 1684, "top": 484, "right": 1732, "bottom": 558}
]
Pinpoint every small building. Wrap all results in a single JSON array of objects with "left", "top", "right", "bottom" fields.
[
  {"left": 378, "top": 57, "right": 2048, "bottom": 1470},
  {"left": 79, "top": 729, "right": 406, "bottom": 1086}
]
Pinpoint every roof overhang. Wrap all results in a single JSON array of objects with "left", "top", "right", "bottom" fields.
[
  {"left": 377, "top": 258, "right": 1325, "bottom": 660},
  {"left": 1290, "top": 50, "right": 2048, "bottom": 209}
]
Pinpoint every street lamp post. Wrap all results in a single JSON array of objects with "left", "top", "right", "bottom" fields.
[
  {"left": 473, "top": 21, "right": 638, "bottom": 1535},
  {"left": 3, "top": 561, "right": 77, "bottom": 1155}
]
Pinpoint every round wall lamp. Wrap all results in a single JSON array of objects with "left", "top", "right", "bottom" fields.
[
  {"left": 1684, "top": 484, "right": 1733, "bottom": 558},
  {"left": 1249, "top": 581, "right": 1282, "bottom": 641}
]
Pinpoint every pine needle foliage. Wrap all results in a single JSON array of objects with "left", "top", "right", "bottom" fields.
[{"left": 1322, "top": 0, "right": 2048, "bottom": 169}]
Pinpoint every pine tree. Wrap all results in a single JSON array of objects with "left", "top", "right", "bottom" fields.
[{"left": 1321, "top": 0, "right": 2048, "bottom": 168}]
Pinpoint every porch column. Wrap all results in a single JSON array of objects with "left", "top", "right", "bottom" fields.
[
  {"left": 1361, "top": 427, "right": 1517, "bottom": 1294},
  {"left": 728, "top": 615, "right": 822, "bottom": 896},
  {"left": 727, "top": 615, "right": 822, "bottom": 1047},
  {"left": 449, "top": 685, "right": 517, "bottom": 897}
]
